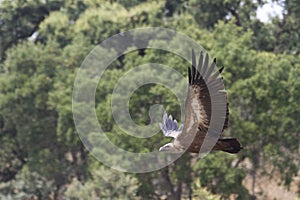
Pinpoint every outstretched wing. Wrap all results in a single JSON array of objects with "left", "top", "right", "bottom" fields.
[
  {"left": 175, "top": 50, "right": 229, "bottom": 146},
  {"left": 159, "top": 111, "right": 183, "bottom": 138}
]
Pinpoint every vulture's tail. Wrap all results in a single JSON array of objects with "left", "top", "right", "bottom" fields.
[{"left": 214, "top": 138, "right": 243, "bottom": 154}]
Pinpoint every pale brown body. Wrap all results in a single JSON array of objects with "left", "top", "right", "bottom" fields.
[{"left": 172, "top": 50, "right": 242, "bottom": 154}]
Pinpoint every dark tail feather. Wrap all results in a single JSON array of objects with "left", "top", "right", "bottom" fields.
[{"left": 215, "top": 138, "right": 243, "bottom": 154}]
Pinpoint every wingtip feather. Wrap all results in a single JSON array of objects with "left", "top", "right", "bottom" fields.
[
  {"left": 188, "top": 67, "right": 192, "bottom": 84},
  {"left": 219, "top": 66, "right": 224, "bottom": 74}
]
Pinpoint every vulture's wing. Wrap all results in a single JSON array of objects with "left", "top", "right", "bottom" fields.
[
  {"left": 159, "top": 111, "right": 183, "bottom": 138},
  {"left": 175, "top": 50, "right": 229, "bottom": 147}
]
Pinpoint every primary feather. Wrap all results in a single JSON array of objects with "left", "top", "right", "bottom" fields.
[{"left": 159, "top": 111, "right": 183, "bottom": 138}]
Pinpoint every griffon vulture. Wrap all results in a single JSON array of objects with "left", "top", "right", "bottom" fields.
[{"left": 159, "top": 50, "right": 242, "bottom": 154}]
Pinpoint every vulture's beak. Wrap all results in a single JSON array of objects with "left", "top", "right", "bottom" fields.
[{"left": 159, "top": 146, "right": 165, "bottom": 151}]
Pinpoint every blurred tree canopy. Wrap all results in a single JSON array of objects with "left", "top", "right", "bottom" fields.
[{"left": 0, "top": 0, "right": 299, "bottom": 199}]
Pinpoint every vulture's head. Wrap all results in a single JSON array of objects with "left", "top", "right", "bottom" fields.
[{"left": 159, "top": 143, "right": 183, "bottom": 153}]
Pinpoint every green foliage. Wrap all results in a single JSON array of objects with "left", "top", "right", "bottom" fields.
[
  {"left": 73, "top": 1, "right": 165, "bottom": 45},
  {"left": 0, "top": 0, "right": 62, "bottom": 59},
  {"left": 191, "top": 179, "right": 221, "bottom": 200},
  {"left": 193, "top": 153, "right": 248, "bottom": 199},
  {"left": 65, "top": 166, "right": 140, "bottom": 200},
  {"left": 0, "top": 0, "right": 299, "bottom": 199},
  {"left": 38, "top": 11, "right": 73, "bottom": 47},
  {"left": 0, "top": 39, "right": 88, "bottom": 197},
  {"left": 0, "top": 166, "right": 55, "bottom": 199},
  {"left": 167, "top": 0, "right": 264, "bottom": 28},
  {"left": 230, "top": 52, "right": 300, "bottom": 187},
  {"left": 270, "top": 0, "right": 300, "bottom": 53},
  {"left": 0, "top": 41, "right": 61, "bottom": 179}
]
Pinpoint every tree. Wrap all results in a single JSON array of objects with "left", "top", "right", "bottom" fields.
[
  {"left": 164, "top": 0, "right": 264, "bottom": 28},
  {"left": 271, "top": 0, "right": 300, "bottom": 53},
  {"left": 0, "top": 0, "right": 299, "bottom": 199},
  {"left": 65, "top": 166, "right": 141, "bottom": 200},
  {"left": 0, "top": 0, "right": 63, "bottom": 60},
  {"left": 0, "top": 40, "right": 89, "bottom": 198},
  {"left": 230, "top": 52, "right": 300, "bottom": 196}
]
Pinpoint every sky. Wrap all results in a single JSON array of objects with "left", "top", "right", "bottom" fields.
[{"left": 256, "top": 0, "right": 284, "bottom": 22}]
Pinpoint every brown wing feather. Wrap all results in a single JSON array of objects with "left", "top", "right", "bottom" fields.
[{"left": 174, "top": 50, "right": 229, "bottom": 151}]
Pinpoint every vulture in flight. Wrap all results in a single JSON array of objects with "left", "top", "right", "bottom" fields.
[{"left": 159, "top": 50, "right": 243, "bottom": 154}]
